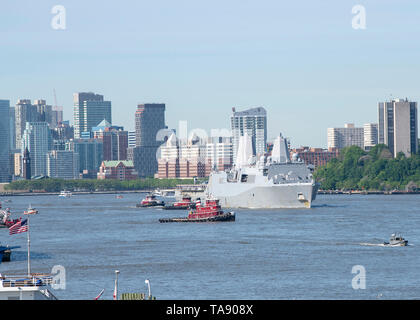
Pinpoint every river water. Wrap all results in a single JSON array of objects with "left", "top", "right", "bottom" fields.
[{"left": 1, "top": 193, "right": 419, "bottom": 300}]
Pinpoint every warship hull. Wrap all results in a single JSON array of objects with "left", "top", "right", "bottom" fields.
[{"left": 205, "top": 169, "right": 318, "bottom": 209}]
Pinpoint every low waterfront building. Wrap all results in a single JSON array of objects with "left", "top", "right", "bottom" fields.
[
  {"left": 290, "top": 147, "right": 340, "bottom": 168},
  {"left": 97, "top": 160, "right": 138, "bottom": 180}
]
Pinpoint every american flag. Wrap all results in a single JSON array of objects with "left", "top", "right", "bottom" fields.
[{"left": 9, "top": 218, "right": 28, "bottom": 235}]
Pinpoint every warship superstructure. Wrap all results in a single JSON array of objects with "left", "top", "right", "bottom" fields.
[{"left": 205, "top": 133, "right": 318, "bottom": 208}]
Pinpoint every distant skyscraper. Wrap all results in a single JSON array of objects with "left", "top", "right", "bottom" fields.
[
  {"left": 47, "top": 150, "right": 80, "bottom": 180},
  {"left": 73, "top": 92, "right": 112, "bottom": 139},
  {"left": 9, "top": 106, "right": 16, "bottom": 150},
  {"left": 0, "top": 100, "right": 11, "bottom": 182},
  {"left": 135, "top": 103, "right": 166, "bottom": 147},
  {"left": 33, "top": 99, "right": 53, "bottom": 126},
  {"left": 69, "top": 139, "right": 103, "bottom": 174},
  {"left": 327, "top": 124, "right": 364, "bottom": 150},
  {"left": 93, "top": 120, "right": 128, "bottom": 161},
  {"left": 130, "top": 103, "right": 166, "bottom": 177},
  {"left": 22, "top": 122, "right": 52, "bottom": 177},
  {"left": 15, "top": 99, "right": 38, "bottom": 150},
  {"left": 51, "top": 106, "right": 64, "bottom": 128},
  {"left": 231, "top": 107, "right": 267, "bottom": 161},
  {"left": 378, "top": 98, "right": 418, "bottom": 157}
]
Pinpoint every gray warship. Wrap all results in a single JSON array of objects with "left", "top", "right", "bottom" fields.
[{"left": 205, "top": 133, "right": 318, "bottom": 209}]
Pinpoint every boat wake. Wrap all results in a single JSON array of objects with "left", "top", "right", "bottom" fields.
[{"left": 359, "top": 242, "right": 413, "bottom": 247}]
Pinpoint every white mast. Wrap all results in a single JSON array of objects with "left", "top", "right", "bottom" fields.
[{"left": 235, "top": 133, "right": 253, "bottom": 169}]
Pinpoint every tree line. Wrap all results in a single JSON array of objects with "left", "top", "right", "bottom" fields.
[
  {"left": 314, "top": 144, "right": 420, "bottom": 191},
  {"left": 4, "top": 178, "right": 196, "bottom": 193}
]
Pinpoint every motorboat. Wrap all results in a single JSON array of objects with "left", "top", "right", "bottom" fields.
[
  {"left": 0, "top": 244, "right": 21, "bottom": 263},
  {"left": 24, "top": 206, "right": 38, "bottom": 215},
  {"left": 59, "top": 190, "right": 72, "bottom": 198},
  {"left": 384, "top": 233, "right": 408, "bottom": 247}
]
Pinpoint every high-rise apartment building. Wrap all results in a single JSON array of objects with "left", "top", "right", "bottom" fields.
[
  {"left": 231, "top": 107, "right": 267, "bottom": 161},
  {"left": 68, "top": 139, "right": 103, "bottom": 174},
  {"left": 47, "top": 150, "right": 80, "bottom": 180},
  {"left": 0, "top": 100, "right": 11, "bottom": 182},
  {"left": 93, "top": 121, "right": 128, "bottom": 161},
  {"left": 21, "top": 122, "right": 52, "bottom": 177},
  {"left": 73, "top": 92, "right": 112, "bottom": 139},
  {"left": 327, "top": 124, "right": 364, "bottom": 150},
  {"left": 363, "top": 123, "right": 379, "bottom": 151},
  {"left": 135, "top": 103, "right": 166, "bottom": 147},
  {"left": 129, "top": 103, "right": 166, "bottom": 177},
  {"left": 206, "top": 136, "right": 233, "bottom": 171},
  {"left": 378, "top": 98, "right": 418, "bottom": 157}
]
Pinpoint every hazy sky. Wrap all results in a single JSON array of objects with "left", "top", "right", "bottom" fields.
[{"left": 1, "top": 0, "right": 419, "bottom": 147}]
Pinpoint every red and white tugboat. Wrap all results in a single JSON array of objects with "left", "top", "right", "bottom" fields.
[
  {"left": 136, "top": 194, "right": 165, "bottom": 208},
  {"left": 159, "top": 198, "right": 235, "bottom": 222},
  {"left": 163, "top": 196, "right": 196, "bottom": 210}
]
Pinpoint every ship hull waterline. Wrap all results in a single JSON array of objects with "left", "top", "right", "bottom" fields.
[{"left": 206, "top": 182, "right": 318, "bottom": 209}]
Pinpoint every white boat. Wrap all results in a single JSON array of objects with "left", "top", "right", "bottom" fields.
[
  {"left": 152, "top": 189, "right": 163, "bottom": 197},
  {"left": 24, "top": 205, "right": 38, "bottom": 215},
  {"left": 59, "top": 191, "right": 72, "bottom": 198},
  {"left": 384, "top": 233, "right": 408, "bottom": 247},
  {"left": 0, "top": 274, "right": 57, "bottom": 300}
]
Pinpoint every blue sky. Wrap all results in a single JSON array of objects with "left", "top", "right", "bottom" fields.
[{"left": 1, "top": 0, "right": 419, "bottom": 147}]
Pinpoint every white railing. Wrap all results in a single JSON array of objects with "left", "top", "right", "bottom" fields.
[{"left": 1, "top": 274, "right": 53, "bottom": 288}]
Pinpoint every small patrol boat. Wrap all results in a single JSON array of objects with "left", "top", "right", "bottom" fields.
[
  {"left": 24, "top": 206, "right": 38, "bottom": 215},
  {"left": 384, "top": 233, "right": 408, "bottom": 247}
]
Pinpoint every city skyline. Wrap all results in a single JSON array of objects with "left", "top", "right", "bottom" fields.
[{"left": 2, "top": 1, "right": 420, "bottom": 147}]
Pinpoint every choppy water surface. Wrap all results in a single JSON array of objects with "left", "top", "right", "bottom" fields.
[{"left": 1, "top": 193, "right": 420, "bottom": 300}]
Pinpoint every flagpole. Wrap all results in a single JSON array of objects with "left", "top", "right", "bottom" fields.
[
  {"left": 114, "top": 270, "right": 120, "bottom": 300},
  {"left": 27, "top": 215, "right": 31, "bottom": 277}
]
